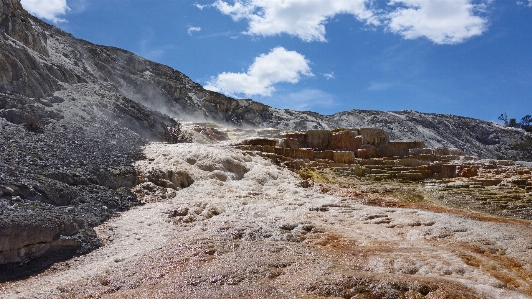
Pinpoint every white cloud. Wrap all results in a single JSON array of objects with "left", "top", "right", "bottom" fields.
[
  {"left": 188, "top": 26, "right": 202, "bottom": 35},
  {"left": 517, "top": 1, "right": 532, "bottom": 7},
  {"left": 209, "top": 0, "right": 492, "bottom": 44},
  {"left": 205, "top": 47, "right": 313, "bottom": 97},
  {"left": 21, "top": 0, "right": 69, "bottom": 23},
  {"left": 194, "top": 3, "right": 209, "bottom": 10},
  {"left": 324, "top": 72, "right": 335, "bottom": 80},
  {"left": 384, "top": 0, "right": 490, "bottom": 44},
  {"left": 211, "top": 0, "right": 378, "bottom": 42}
]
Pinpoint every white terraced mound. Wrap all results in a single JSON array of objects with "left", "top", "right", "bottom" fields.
[{"left": 1, "top": 142, "right": 531, "bottom": 298}]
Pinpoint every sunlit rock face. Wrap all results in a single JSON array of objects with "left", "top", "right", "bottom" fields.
[
  {"left": 236, "top": 128, "right": 429, "bottom": 169},
  {"left": 0, "top": 0, "right": 48, "bottom": 55}
]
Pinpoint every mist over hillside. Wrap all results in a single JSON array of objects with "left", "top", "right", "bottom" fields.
[{"left": 1, "top": 0, "right": 529, "bottom": 161}]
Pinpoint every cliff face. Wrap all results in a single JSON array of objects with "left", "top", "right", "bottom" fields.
[
  {"left": 0, "top": 0, "right": 48, "bottom": 55},
  {"left": 0, "top": 0, "right": 180, "bottom": 272}
]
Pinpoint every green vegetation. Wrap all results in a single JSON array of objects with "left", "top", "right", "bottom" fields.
[{"left": 498, "top": 113, "right": 532, "bottom": 132}]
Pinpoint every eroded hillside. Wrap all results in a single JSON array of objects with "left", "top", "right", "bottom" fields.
[{"left": 0, "top": 0, "right": 529, "bottom": 159}]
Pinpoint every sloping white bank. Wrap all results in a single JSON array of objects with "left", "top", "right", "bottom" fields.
[{"left": 2, "top": 143, "right": 531, "bottom": 298}]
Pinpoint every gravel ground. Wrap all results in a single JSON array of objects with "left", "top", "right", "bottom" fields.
[{"left": 0, "top": 86, "right": 175, "bottom": 275}]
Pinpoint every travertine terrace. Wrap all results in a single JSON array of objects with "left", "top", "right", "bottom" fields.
[
  {"left": 2, "top": 141, "right": 532, "bottom": 298},
  {"left": 235, "top": 128, "right": 532, "bottom": 220}
]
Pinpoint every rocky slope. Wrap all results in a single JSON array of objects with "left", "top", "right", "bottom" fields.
[
  {"left": 0, "top": 85, "right": 176, "bottom": 274},
  {"left": 0, "top": 0, "right": 530, "bottom": 279},
  {"left": 0, "top": 0, "right": 528, "bottom": 160},
  {"left": 1, "top": 0, "right": 180, "bottom": 273}
]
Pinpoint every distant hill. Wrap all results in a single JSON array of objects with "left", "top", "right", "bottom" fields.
[{"left": 1, "top": 0, "right": 528, "bottom": 160}]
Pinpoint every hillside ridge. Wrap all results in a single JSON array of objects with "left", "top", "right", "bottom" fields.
[{"left": 0, "top": 0, "right": 528, "bottom": 159}]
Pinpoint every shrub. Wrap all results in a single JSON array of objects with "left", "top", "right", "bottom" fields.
[
  {"left": 499, "top": 113, "right": 531, "bottom": 130},
  {"left": 162, "top": 122, "right": 192, "bottom": 143}
]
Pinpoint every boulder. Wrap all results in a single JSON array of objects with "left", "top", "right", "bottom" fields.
[
  {"left": 96, "top": 166, "right": 137, "bottom": 189},
  {"left": 0, "top": 210, "right": 81, "bottom": 264},
  {"left": 278, "top": 138, "right": 299, "bottom": 149},
  {"left": 137, "top": 168, "right": 194, "bottom": 190}
]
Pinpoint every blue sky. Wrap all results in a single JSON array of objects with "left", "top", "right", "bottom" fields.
[{"left": 21, "top": 0, "right": 532, "bottom": 123}]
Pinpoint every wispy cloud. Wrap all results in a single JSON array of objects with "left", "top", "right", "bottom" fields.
[
  {"left": 211, "top": 0, "right": 377, "bottom": 42},
  {"left": 208, "top": 0, "right": 492, "bottom": 45},
  {"left": 137, "top": 28, "right": 173, "bottom": 61},
  {"left": 383, "top": 0, "right": 490, "bottom": 45},
  {"left": 324, "top": 72, "right": 335, "bottom": 80},
  {"left": 21, "top": 0, "right": 69, "bottom": 23},
  {"left": 194, "top": 3, "right": 209, "bottom": 10},
  {"left": 205, "top": 47, "right": 313, "bottom": 97},
  {"left": 67, "top": 0, "right": 87, "bottom": 14},
  {"left": 188, "top": 26, "right": 202, "bottom": 35},
  {"left": 192, "top": 31, "right": 237, "bottom": 39},
  {"left": 517, "top": 0, "right": 532, "bottom": 7}
]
